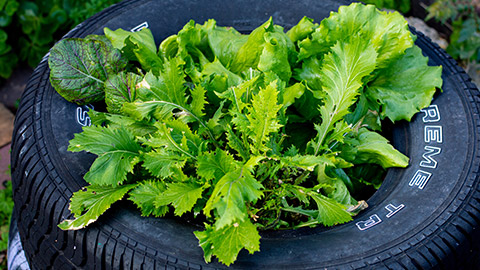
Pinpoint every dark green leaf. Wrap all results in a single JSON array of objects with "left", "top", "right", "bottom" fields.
[
  {"left": 105, "top": 71, "right": 142, "bottom": 113},
  {"left": 49, "top": 38, "right": 127, "bottom": 105}
]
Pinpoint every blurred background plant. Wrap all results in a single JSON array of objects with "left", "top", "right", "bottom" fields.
[
  {"left": 0, "top": 181, "right": 13, "bottom": 269},
  {"left": 0, "top": 0, "right": 122, "bottom": 80},
  {"left": 426, "top": 0, "right": 480, "bottom": 85}
]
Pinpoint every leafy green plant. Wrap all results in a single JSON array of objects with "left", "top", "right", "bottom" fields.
[
  {"left": 0, "top": 0, "right": 122, "bottom": 79},
  {"left": 48, "top": 3, "right": 442, "bottom": 265},
  {"left": 0, "top": 181, "right": 14, "bottom": 269}
]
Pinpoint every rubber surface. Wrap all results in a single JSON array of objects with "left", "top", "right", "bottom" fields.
[
  {"left": 11, "top": 0, "right": 480, "bottom": 269},
  {"left": 7, "top": 208, "right": 30, "bottom": 270}
]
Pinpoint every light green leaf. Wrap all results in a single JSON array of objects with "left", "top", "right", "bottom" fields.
[
  {"left": 257, "top": 30, "right": 292, "bottom": 82},
  {"left": 204, "top": 168, "right": 263, "bottom": 229},
  {"left": 230, "top": 18, "right": 273, "bottom": 73},
  {"left": 341, "top": 128, "right": 409, "bottom": 168},
  {"left": 156, "top": 181, "right": 205, "bottom": 216},
  {"left": 298, "top": 2, "right": 412, "bottom": 67},
  {"left": 59, "top": 184, "right": 136, "bottom": 230},
  {"left": 144, "top": 123, "right": 196, "bottom": 159},
  {"left": 293, "top": 56, "right": 323, "bottom": 90},
  {"left": 246, "top": 81, "right": 283, "bottom": 153},
  {"left": 104, "top": 27, "right": 157, "bottom": 55},
  {"left": 281, "top": 155, "right": 334, "bottom": 171},
  {"left": 104, "top": 27, "right": 162, "bottom": 72},
  {"left": 365, "top": 45, "right": 442, "bottom": 122},
  {"left": 201, "top": 58, "right": 243, "bottom": 88},
  {"left": 68, "top": 126, "right": 142, "bottom": 186},
  {"left": 206, "top": 20, "right": 248, "bottom": 68},
  {"left": 309, "top": 38, "right": 377, "bottom": 155},
  {"left": 190, "top": 84, "right": 207, "bottom": 117},
  {"left": 282, "top": 82, "right": 306, "bottom": 108},
  {"left": 307, "top": 190, "right": 353, "bottom": 226},
  {"left": 286, "top": 16, "right": 317, "bottom": 43},
  {"left": 137, "top": 57, "right": 187, "bottom": 106},
  {"left": 129, "top": 180, "right": 168, "bottom": 217},
  {"left": 48, "top": 38, "right": 127, "bottom": 105},
  {"left": 194, "top": 219, "right": 260, "bottom": 266},
  {"left": 196, "top": 149, "right": 238, "bottom": 181},
  {"left": 142, "top": 148, "right": 188, "bottom": 179}
]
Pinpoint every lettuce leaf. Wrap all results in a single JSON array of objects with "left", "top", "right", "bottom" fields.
[{"left": 365, "top": 45, "right": 443, "bottom": 121}]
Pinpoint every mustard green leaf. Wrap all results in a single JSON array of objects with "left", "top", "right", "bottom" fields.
[
  {"left": 309, "top": 38, "right": 377, "bottom": 155},
  {"left": 142, "top": 148, "right": 188, "bottom": 179},
  {"left": 190, "top": 84, "right": 207, "bottom": 117},
  {"left": 341, "top": 128, "right": 409, "bottom": 168},
  {"left": 156, "top": 181, "right": 205, "bottom": 216},
  {"left": 204, "top": 168, "right": 263, "bottom": 229},
  {"left": 307, "top": 190, "right": 353, "bottom": 226},
  {"left": 48, "top": 38, "right": 127, "bottom": 105},
  {"left": 68, "top": 125, "right": 142, "bottom": 186},
  {"left": 194, "top": 220, "right": 260, "bottom": 266},
  {"left": 59, "top": 184, "right": 136, "bottom": 230},
  {"left": 246, "top": 81, "right": 283, "bottom": 153},
  {"left": 138, "top": 58, "right": 187, "bottom": 106},
  {"left": 104, "top": 71, "right": 142, "bottom": 114},
  {"left": 196, "top": 149, "right": 238, "bottom": 181},
  {"left": 129, "top": 180, "right": 168, "bottom": 217}
]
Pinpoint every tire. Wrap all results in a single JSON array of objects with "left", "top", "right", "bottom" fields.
[
  {"left": 7, "top": 208, "right": 30, "bottom": 270},
  {"left": 11, "top": 0, "right": 480, "bottom": 269}
]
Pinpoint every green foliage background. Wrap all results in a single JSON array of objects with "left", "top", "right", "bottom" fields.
[{"left": 0, "top": 0, "right": 122, "bottom": 79}]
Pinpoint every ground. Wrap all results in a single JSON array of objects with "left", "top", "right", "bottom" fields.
[{"left": 0, "top": 67, "right": 32, "bottom": 189}]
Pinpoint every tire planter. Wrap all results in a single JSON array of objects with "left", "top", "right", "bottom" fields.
[{"left": 11, "top": 0, "right": 480, "bottom": 269}]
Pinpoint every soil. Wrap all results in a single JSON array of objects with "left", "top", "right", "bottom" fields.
[{"left": 0, "top": 66, "right": 33, "bottom": 189}]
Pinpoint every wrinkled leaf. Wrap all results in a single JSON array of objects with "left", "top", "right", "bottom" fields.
[{"left": 49, "top": 38, "right": 127, "bottom": 105}]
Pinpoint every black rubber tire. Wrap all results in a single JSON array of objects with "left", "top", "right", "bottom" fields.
[
  {"left": 7, "top": 207, "right": 30, "bottom": 270},
  {"left": 11, "top": 0, "right": 480, "bottom": 269}
]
